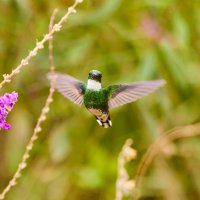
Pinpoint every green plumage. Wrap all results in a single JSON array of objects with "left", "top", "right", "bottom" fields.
[
  {"left": 83, "top": 85, "right": 121, "bottom": 111},
  {"left": 84, "top": 88, "right": 110, "bottom": 112}
]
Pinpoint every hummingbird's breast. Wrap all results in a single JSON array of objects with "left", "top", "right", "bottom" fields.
[{"left": 83, "top": 89, "right": 109, "bottom": 112}]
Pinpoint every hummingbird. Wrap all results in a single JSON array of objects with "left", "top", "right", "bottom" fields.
[{"left": 49, "top": 70, "right": 165, "bottom": 128}]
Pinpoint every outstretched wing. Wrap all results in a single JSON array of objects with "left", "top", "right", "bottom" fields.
[
  {"left": 48, "top": 73, "right": 86, "bottom": 106},
  {"left": 108, "top": 80, "right": 165, "bottom": 109}
]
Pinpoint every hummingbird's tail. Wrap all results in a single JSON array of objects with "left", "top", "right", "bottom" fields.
[{"left": 96, "top": 115, "right": 112, "bottom": 128}]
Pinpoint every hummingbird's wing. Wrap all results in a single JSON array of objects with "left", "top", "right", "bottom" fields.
[
  {"left": 48, "top": 73, "right": 86, "bottom": 106},
  {"left": 108, "top": 80, "right": 165, "bottom": 109}
]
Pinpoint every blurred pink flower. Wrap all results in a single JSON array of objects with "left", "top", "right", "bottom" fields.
[{"left": 141, "top": 17, "right": 162, "bottom": 41}]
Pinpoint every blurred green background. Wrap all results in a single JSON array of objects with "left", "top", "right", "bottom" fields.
[{"left": 0, "top": 0, "right": 200, "bottom": 199}]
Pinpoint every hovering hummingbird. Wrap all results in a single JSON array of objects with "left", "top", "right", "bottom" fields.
[{"left": 49, "top": 70, "right": 165, "bottom": 128}]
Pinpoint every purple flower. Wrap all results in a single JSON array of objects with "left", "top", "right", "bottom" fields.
[{"left": 0, "top": 92, "right": 18, "bottom": 130}]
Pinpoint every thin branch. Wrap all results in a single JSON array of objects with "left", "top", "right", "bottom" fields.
[
  {"left": 49, "top": 9, "right": 57, "bottom": 75},
  {"left": 0, "top": 9, "right": 59, "bottom": 200},
  {"left": 0, "top": 0, "right": 83, "bottom": 89}
]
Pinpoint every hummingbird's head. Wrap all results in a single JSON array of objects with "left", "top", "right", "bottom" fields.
[{"left": 88, "top": 70, "right": 102, "bottom": 83}]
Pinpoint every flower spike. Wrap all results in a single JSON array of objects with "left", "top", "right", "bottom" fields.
[{"left": 0, "top": 92, "right": 18, "bottom": 130}]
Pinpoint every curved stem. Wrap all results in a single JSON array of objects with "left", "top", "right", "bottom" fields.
[{"left": 132, "top": 123, "right": 200, "bottom": 200}]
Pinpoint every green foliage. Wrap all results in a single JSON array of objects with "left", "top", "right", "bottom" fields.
[{"left": 0, "top": 0, "right": 200, "bottom": 199}]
